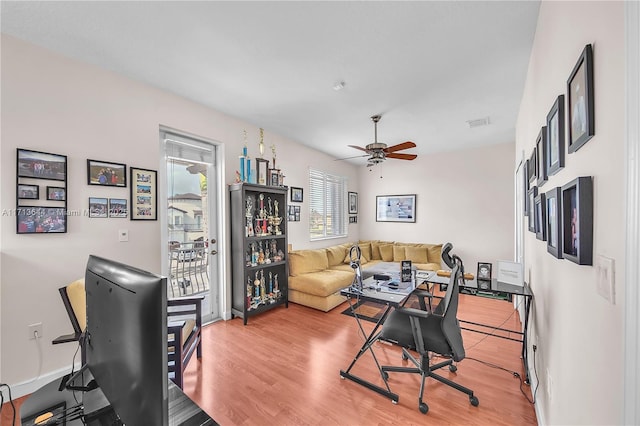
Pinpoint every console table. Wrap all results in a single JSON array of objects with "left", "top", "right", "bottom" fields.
[{"left": 20, "top": 372, "right": 217, "bottom": 425}]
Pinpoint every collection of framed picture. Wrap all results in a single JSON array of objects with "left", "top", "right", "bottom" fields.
[
  {"left": 15, "top": 148, "right": 158, "bottom": 234},
  {"left": 525, "top": 44, "right": 595, "bottom": 266},
  {"left": 348, "top": 191, "right": 358, "bottom": 224}
]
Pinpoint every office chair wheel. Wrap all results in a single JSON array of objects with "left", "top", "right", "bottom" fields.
[
  {"left": 470, "top": 396, "right": 479, "bottom": 406},
  {"left": 449, "top": 364, "right": 457, "bottom": 372},
  {"left": 419, "top": 402, "right": 429, "bottom": 414}
]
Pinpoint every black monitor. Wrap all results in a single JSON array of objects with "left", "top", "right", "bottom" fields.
[{"left": 85, "top": 255, "right": 168, "bottom": 426}]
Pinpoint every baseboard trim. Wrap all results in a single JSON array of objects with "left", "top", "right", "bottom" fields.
[{"left": 2, "top": 363, "right": 81, "bottom": 400}]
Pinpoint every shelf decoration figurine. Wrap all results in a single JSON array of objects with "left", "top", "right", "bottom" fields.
[
  {"left": 271, "top": 199, "right": 283, "bottom": 235},
  {"left": 245, "top": 195, "right": 254, "bottom": 237}
]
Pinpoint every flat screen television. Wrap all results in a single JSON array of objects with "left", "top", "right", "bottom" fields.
[{"left": 84, "top": 255, "right": 168, "bottom": 426}]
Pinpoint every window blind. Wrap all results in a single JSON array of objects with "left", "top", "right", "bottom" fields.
[{"left": 309, "top": 169, "right": 347, "bottom": 240}]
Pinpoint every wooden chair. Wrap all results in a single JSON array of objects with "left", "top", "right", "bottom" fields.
[
  {"left": 53, "top": 278, "right": 204, "bottom": 389},
  {"left": 167, "top": 295, "right": 204, "bottom": 389}
]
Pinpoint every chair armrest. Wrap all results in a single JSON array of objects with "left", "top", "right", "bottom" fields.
[
  {"left": 413, "top": 289, "right": 432, "bottom": 299},
  {"left": 395, "top": 306, "right": 431, "bottom": 320},
  {"left": 168, "top": 295, "right": 204, "bottom": 306}
]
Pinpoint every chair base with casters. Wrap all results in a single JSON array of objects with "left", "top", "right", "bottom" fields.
[
  {"left": 381, "top": 347, "right": 478, "bottom": 414},
  {"left": 167, "top": 295, "right": 204, "bottom": 389}
]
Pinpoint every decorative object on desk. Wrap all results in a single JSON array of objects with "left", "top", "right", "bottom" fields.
[
  {"left": 477, "top": 262, "right": 492, "bottom": 290},
  {"left": 528, "top": 148, "right": 537, "bottom": 185},
  {"left": 401, "top": 260, "right": 412, "bottom": 282},
  {"left": 436, "top": 269, "right": 475, "bottom": 280},
  {"left": 567, "top": 44, "right": 595, "bottom": 154},
  {"left": 18, "top": 184, "right": 39, "bottom": 200},
  {"left": 534, "top": 192, "right": 547, "bottom": 241},
  {"left": 17, "top": 148, "right": 67, "bottom": 181},
  {"left": 89, "top": 197, "right": 108, "bottom": 218},
  {"left": 21, "top": 401, "right": 66, "bottom": 426},
  {"left": 290, "top": 186, "right": 303, "bottom": 202},
  {"left": 376, "top": 194, "right": 416, "bottom": 223},
  {"left": 255, "top": 158, "right": 269, "bottom": 185},
  {"left": 496, "top": 260, "right": 523, "bottom": 287},
  {"left": 108, "top": 198, "right": 128, "bottom": 218},
  {"left": 527, "top": 186, "right": 538, "bottom": 233},
  {"left": 16, "top": 206, "right": 67, "bottom": 233},
  {"left": 561, "top": 176, "right": 593, "bottom": 265},
  {"left": 349, "top": 215, "right": 357, "bottom": 224},
  {"left": 546, "top": 187, "right": 563, "bottom": 258},
  {"left": 46, "top": 186, "right": 66, "bottom": 201},
  {"left": 536, "top": 127, "right": 548, "bottom": 187},
  {"left": 348, "top": 191, "right": 358, "bottom": 214},
  {"left": 546, "top": 95, "right": 565, "bottom": 177},
  {"left": 87, "top": 159, "right": 127, "bottom": 187},
  {"left": 129, "top": 167, "right": 157, "bottom": 220}
]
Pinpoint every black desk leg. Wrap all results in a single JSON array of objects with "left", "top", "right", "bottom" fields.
[
  {"left": 522, "top": 296, "right": 532, "bottom": 384},
  {"left": 339, "top": 297, "right": 399, "bottom": 403}
]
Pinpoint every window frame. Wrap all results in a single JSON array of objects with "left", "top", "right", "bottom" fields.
[{"left": 308, "top": 168, "right": 348, "bottom": 241}]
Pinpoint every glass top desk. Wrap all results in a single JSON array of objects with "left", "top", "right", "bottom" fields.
[
  {"left": 339, "top": 276, "right": 416, "bottom": 403},
  {"left": 419, "top": 271, "right": 534, "bottom": 383}
]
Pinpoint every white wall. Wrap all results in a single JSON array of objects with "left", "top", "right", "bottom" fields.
[
  {"left": 516, "top": 2, "right": 625, "bottom": 424},
  {"left": 0, "top": 35, "right": 358, "bottom": 391},
  {"left": 358, "top": 141, "right": 515, "bottom": 272}
]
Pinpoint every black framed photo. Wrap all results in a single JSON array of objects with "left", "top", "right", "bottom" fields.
[
  {"left": 349, "top": 215, "right": 357, "bottom": 224},
  {"left": 17, "top": 148, "right": 67, "bottom": 181},
  {"left": 130, "top": 167, "right": 158, "bottom": 220},
  {"left": 534, "top": 192, "right": 547, "bottom": 241},
  {"left": 561, "top": 176, "right": 593, "bottom": 265},
  {"left": 376, "top": 194, "right": 416, "bottom": 223},
  {"left": 546, "top": 95, "right": 565, "bottom": 177},
  {"left": 87, "top": 159, "right": 127, "bottom": 187},
  {"left": 536, "top": 127, "right": 548, "bottom": 188},
  {"left": 477, "top": 262, "right": 492, "bottom": 280},
  {"left": 46, "top": 186, "right": 66, "bottom": 201},
  {"left": 109, "top": 198, "right": 128, "bottom": 218},
  {"left": 17, "top": 206, "right": 67, "bottom": 234},
  {"left": 567, "top": 44, "right": 595, "bottom": 154},
  {"left": 17, "top": 184, "right": 39, "bottom": 200},
  {"left": 527, "top": 186, "right": 538, "bottom": 232},
  {"left": 89, "top": 197, "right": 108, "bottom": 218},
  {"left": 348, "top": 191, "right": 358, "bottom": 214},
  {"left": 528, "top": 148, "right": 537, "bottom": 185},
  {"left": 546, "top": 187, "right": 563, "bottom": 259},
  {"left": 288, "top": 205, "right": 296, "bottom": 221},
  {"left": 290, "top": 187, "right": 303, "bottom": 203},
  {"left": 294, "top": 205, "right": 301, "bottom": 221}
]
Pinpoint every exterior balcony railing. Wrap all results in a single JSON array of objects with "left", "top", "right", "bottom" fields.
[{"left": 168, "top": 242, "right": 209, "bottom": 298}]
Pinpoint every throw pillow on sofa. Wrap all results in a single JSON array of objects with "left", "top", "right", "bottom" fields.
[
  {"left": 379, "top": 244, "right": 394, "bottom": 262},
  {"left": 405, "top": 246, "right": 429, "bottom": 263},
  {"left": 393, "top": 246, "right": 405, "bottom": 262}
]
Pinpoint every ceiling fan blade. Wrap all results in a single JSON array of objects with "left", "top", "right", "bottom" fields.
[
  {"left": 386, "top": 153, "right": 417, "bottom": 160},
  {"left": 348, "top": 144, "right": 370, "bottom": 153},
  {"left": 334, "top": 154, "right": 369, "bottom": 161},
  {"left": 384, "top": 141, "right": 416, "bottom": 153}
]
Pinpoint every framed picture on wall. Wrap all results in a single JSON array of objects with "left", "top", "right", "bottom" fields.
[
  {"left": 290, "top": 187, "right": 303, "bottom": 203},
  {"left": 546, "top": 187, "right": 563, "bottom": 259},
  {"left": 89, "top": 197, "right": 108, "bottom": 218},
  {"left": 16, "top": 206, "right": 67, "bottom": 233},
  {"left": 109, "top": 198, "right": 128, "bottom": 218},
  {"left": 536, "top": 127, "right": 548, "bottom": 188},
  {"left": 376, "top": 194, "right": 416, "bottom": 223},
  {"left": 17, "top": 184, "right": 39, "bottom": 200},
  {"left": 46, "top": 186, "right": 66, "bottom": 201},
  {"left": 87, "top": 159, "right": 127, "bottom": 187},
  {"left": 534, "top": 192, "right": 547, "bottom": 241},
  {"left": 17, "top": 148, "right": 67, "bottom": 181},
  {"left": 567, "top": 44, "right": 595, "bottom": 153},
  {"left": 561, "top": 176, "right": 593, "bottom": 265},
  {"left": 546, "top": 95, "right": 565, "bottom": 177},
  {"left": 348, "top": 192, "right": 358, "bottom": 214},
  {"left": 528, "top": 148, "right": 537, "bottom": 185},
  {"left": 527, "top": 186, "right": 538, "bottom": 233},
  {"left": 130, "top": 167, "right": 157, "bottom": 220}
]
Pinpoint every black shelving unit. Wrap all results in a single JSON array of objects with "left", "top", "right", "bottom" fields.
[{"left": 229, "top": 182, "right": 289, "bottom": 324}]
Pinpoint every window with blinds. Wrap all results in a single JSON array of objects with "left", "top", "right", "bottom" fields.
[{"left": 309, "top": 169, "right": 347, "bottom": 240}]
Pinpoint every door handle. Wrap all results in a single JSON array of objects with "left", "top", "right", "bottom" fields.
[
  {"left": 210, "top": 250, "right": 218, "bottom": 255},
  {"left": 210, "top": 239, "right": 217, "bottom": 244}
]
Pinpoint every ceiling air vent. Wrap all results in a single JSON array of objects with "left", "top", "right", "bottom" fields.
[{"left": 466, "top": 116, "right": 490, "bottom": 128}]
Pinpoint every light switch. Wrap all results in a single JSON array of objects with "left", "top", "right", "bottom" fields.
[
  {"left": 119, "top": 229, "right": 129, "bottom": 242},
  {"left": 596, "top": 255, "right": 615, "bottom": 304}
]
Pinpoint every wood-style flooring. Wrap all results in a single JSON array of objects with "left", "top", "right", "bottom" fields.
[{"left": 1, "top": 292, "right": 538, "bottom": 425}]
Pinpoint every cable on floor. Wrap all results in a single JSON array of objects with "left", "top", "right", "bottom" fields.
[{"left": 0, "top": 383, "right": 16, "bottom": 426}]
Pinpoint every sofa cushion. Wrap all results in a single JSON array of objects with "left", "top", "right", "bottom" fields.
[
  {"left": 393, "top": 246, "right": 406, "bottom": 262},
  {"left": 379, "top": 244, "right": 394, "bottom": 261},
  {"left": 326, "top": 244, "right": 349, "bottom": 267},
  {"left": 426, "top": 244, "right": 443, "bottom": 264},
  {"left": 288, "top": 270, "right": 354, "bottom": 297},
  {"left": 405, "top": 246, "right": 429, "bottom": 264},
  {"left": 357, "top": 242, "right": 373, "bottom": 261},
  {"left": 343, "top": 251, "right": 368, "bottom": 265},
  {"left": 289, "top": 249, "right": 329, "bottom": 277}
]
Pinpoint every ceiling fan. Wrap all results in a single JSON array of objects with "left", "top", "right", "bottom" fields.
[{"left": 342, "top": 115, "right": 417, "bottom": 167}]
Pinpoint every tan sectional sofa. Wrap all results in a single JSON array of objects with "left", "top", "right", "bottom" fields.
[{"left": 288, "top": 240, "right": 442, "bottom": 312}]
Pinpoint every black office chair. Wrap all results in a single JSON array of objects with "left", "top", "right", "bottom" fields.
[{"left": 378, "top": 242, "right": 478, "bottom": 414}]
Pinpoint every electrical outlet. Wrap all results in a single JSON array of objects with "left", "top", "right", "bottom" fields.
[
  {"left": 119, "top": 229, "right": 129, "bottom": 242},
  {"left": 596, "top": 255, "right": 615, "bottom": 304},
  {"left": 28, "top": 323, "right": 43, "bottom": 340}
]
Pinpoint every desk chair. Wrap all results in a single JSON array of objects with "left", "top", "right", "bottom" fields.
[
  {"left": 378, "top": 242, "right": 478, "bottom": 414},
  {"left": 53, "top": 278, "right": 203, "bottom": 389}
]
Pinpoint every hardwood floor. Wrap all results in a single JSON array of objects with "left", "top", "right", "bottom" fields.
[
  {"left": 184, "top": 293, "right": 538, "bottom": 425},
  {"left": 1, "top": 292, "right": 538, "bottom": 425}
]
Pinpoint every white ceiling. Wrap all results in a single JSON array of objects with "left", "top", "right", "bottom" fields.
[{"left": 1, "top": 1, "right": 540, "bottom": 164}]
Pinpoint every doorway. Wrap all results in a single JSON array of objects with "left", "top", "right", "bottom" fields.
[{"left": 160, "top": 129, "right": 221, "bottom": 322}]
